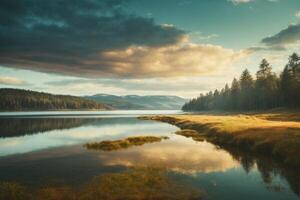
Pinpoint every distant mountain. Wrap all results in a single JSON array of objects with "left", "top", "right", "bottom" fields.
[
  {"left": 84, "top": 94, "right": 188, "bottom": 110},
  {"left": 0, "top": 88, "right": 112, "bottom": 111}
]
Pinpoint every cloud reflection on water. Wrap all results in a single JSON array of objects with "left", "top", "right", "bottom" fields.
[{"left": 97, "top": 137, "right": 239, "bottom": 175}]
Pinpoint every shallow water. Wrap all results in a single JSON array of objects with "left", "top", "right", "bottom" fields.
[{"left": 0, "top": 111, "right": 298, "bottom": 200}]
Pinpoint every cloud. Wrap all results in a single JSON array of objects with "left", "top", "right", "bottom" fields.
[
  {"left": 97, "top": 141, "right": 239, "bottom": 175},
  {"left": 96, "top": 43, "right": 249, "bottom": 77},
  {"left": 188, "top": 32, "right": 219, "bottom": 43},
  {"left": 44, "top": 74, "right": 237, "bottom": 98},
  {"left": 0, "top": 0, "right": 250, "bottom": 79},
  {"left": 229, "top": 0, "right": 253, "bottom": 5},
  {"left": 0, "top": 0, "right": 186, "bottom": 78},
  {"left": 229, "top": 0, "right": 279, "bottom": 5},
  {"left": 47, "top": 77, "right": 224, "bottom": 92},
  {"left": 0, "top": 76, "right": 27, "bottom": 85},
  {"left": 296, "top": 11, "right": 300, "bottom": 18},
  {"left": 261, "top": 23, "right": 300, "bottom": 50}
]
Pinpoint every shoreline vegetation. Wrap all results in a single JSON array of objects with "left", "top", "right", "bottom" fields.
[
  {"left": 140, "top": 111, "right": 300, "bottom": 168},
  {"left": 85, "top": 136, "right": 169, "bottom": 151}
]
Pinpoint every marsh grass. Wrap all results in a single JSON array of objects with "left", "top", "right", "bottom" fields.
[
  {"left": 0, "top": 167, "right": 205, "bottom": 200},
  {"left": 0, "top": 182, "right": 30, "bottom": 200},
  {"left": 141, "top": 113, "right": 300, "bottom": 168},
  {"left": 85, "top": 136, "right": 169, "bottom": 151},
  {"left": 175, "top": 129, "right": 206, "bottom": 142}
]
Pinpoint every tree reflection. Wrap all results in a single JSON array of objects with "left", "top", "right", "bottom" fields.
[
  {"left": 215, "top": 144, "right": 300, "bottom": 196},
  {"left": 0, "top": 118, "right": 99, "bottom": 137}
]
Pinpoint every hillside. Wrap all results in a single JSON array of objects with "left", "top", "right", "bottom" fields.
[
  {"left": 84, "top": 94, "right": 187, "bottom": 110},
  {"left": 0, "top": 88, "right": 112, "bottom": 111}
]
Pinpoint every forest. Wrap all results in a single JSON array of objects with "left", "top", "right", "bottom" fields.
[
  {"left": 0, "top": 88, "right": 111, "bottom": 111},
  {"left": 182, "top": 53, "right": 300, "bottom": 111}
]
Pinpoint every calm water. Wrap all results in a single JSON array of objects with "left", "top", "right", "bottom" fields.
[{"left": 0, "top": 111, "right": 299, "bottom": 200}]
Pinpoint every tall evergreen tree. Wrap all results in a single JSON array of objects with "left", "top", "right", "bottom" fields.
[
  {"left": 230, "top": 78, "right": 240, "bottom": 110},
  {"left": 256, "top": 59, "right": 272, "bottom": 79},
  {"left": 280, "top": 65, "right": 293, "bottom": 106},
  {"left": 255, "top": 59, "right": 279, "bottom": 109},
  {"left": 286, "top": 53, "right": 300, "bottom": 107},
  {"left": 239, "top": 69, "right": 254, "bottom": 110}
]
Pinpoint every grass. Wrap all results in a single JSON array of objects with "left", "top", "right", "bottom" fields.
[
  {"left": 141, "top": 112, "right": 300, "bottom": 168},
  {"left": 85, "top": 136, "right": 169, "bottom": 151},
  {"left": 0, "top": 167, "right": 205, "bottom": 200},
  {"left": 0, "top": 182, "right": 30, "bottom": 200},
  {"left": 253, "top": 111, "right": 300, "bottom": 122},
  {"left": 174, "top": 129, "right": 205, "bottom": 142}
]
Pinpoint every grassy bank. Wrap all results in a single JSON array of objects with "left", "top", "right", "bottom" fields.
[{"left": 140, "top": 113, "right": 300, "bottom": 168}]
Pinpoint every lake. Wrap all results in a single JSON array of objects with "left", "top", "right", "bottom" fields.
[{"left": 0, "top": 110, "right": 299, "bottom": 200}]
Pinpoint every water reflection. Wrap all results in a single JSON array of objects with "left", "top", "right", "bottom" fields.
[
  {"left": 0, "top": 117, "right": 176, "bottom": 156},
  {"left": 0, "top": 118, "right": 96, "bottom": 137},
  {"left": 0, "top": 115, "right": 299, "bottom": 199},
  {"left": 219, "top": 144, "right": 300, "bottom": 196},
  {"left": 0, "top": 167, "right": 204, "bottom": 200},
  {"left": 97, "top": 138, "right": 239, "bottom": 175}
]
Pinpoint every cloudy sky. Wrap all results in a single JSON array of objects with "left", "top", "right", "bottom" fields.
[{"left": 0, "top": 0, "right": 299, "bottom": 97}]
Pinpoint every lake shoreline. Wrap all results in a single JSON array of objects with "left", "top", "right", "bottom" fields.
[{"left": 140, "top": 113, "right": 300, "bottom": 169}]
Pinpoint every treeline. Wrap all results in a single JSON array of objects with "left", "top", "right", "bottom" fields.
[
  {"left": 183, "top": 53, "right": 300, "bottom": 111},
  {"left": 0, "top": 88, "right": 112, "bottom": 111}
]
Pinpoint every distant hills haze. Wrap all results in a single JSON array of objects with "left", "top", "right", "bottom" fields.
[{"left": 0, "top": 88, "right": 187, "bottom": 111}]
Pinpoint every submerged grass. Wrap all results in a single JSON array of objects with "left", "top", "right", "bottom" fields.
[
  {"left": 85, "top": 136, "right": 169, "bottom": 151},
  {"left": 0, "top": 182, "right": 30, "bottom": 200},
  {"left": 0, "top": 167, "right": 205, "bottom": 200},
  {"left": 141, "top": 113, "right": 300, "bottom": 168}
]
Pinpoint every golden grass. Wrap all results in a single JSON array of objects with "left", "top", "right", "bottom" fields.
[
  {"left": 254, "top": 113, "right": 300, "bottom": 122},
  {"left": 171, "top": 114, "right": 300, "bottom": 132},
  {"left": 141, "top": 113, "right": 300, "bottom": 167},
  {"left": 35, "top": 186, "right": 75, "bottom": 200},
  {"left": 0, "top": 167, "right": 205, "bottom": 200},
  {"left": 175, "top": 129, "right": 205, "bottom": 142},
  {"left": 0, "top": 182, "right": 30, "bottom": 200},
  {"left": 85, "top": 136, "right": 169, "bottom": 151}
]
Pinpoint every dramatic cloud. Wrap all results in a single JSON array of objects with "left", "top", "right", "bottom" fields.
[
  {"left": 97, "top": 44, "right": 248, "bottom": 77},
  {"left": 0, "top": 0, "right": 249, "bottom": 78},
  {"left": 261, "top": 23, "right": 300, "bottom": 50},
  {"left": 0, "top": 0, "right": 186, "bottom": 78},
  {"left": 0, "top": 76, "right": 27, "bottom": 85}
]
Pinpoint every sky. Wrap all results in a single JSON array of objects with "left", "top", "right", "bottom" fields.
[{"left": 0, "top": 0, "right": 300, "bottom": 98}]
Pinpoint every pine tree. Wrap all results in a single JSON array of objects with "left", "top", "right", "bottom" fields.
[
  {"left": 182, "top": 53, "right": 299, "bottom": 112},
  {"left": 280, "top": 65, "right": 292, "bottom": 106},
  {"left": 239, "top": 69, "right": 254, "bottom": 110},
  {"left": 230, "top": 78, "right": 240, "bottom": 110},
  {"left": 287, "top": 53, "right": 300, "bottom": 107}
]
